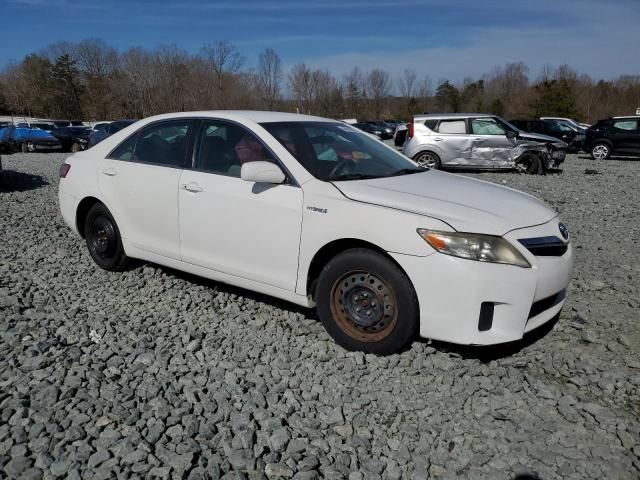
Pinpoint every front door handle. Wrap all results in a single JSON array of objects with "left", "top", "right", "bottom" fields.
[
  {"left": 181, "top": 183, "right": 203, "bottom": 193},
  {"left": 102, "top": 168, "right": 117, "bottom": 176},
  {"left": 434, "top": 137, "right": 443, "bottom": 141}
]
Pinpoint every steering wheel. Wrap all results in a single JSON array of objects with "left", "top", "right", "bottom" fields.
[{"left": 329, "top": 159, "right": 355, "bottom": 178}]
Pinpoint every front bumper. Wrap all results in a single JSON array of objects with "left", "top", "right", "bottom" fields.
[{"left": 390, "top": 218, "right": 573, "bottom": 345}]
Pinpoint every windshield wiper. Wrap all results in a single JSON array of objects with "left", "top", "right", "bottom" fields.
[
  {"left": 389, "top": 168, "right": 426, "bottom": 176},
  {"left": 329, "top": 173, "right": 380, "bottom": 181}
]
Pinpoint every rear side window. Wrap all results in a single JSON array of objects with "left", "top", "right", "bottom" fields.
[
  {"left": 612, "top": 120, "right": 638, "bottom": 131},
  {"left": 436, "top": 119, "right": 466, "bottom": 134},
  {"left": 134, "top": 121, "right": 192, "bottom": 167},
  {"left": 423, "top": 120, "right": 438, "bottom": 131},
  {"left": 195, "top": 120, "right": 276, "bottom": 178},
  {"left": 109, "top": 134, "right": 138, "bottom": 161}
]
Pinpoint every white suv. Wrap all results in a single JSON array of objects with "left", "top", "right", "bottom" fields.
[{"left": 59, "top": 111, "right": 572, "bottom": 354}]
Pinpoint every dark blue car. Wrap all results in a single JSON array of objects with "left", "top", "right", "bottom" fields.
[{"left": 1, "top": 125, "right": 62, "bottom": 153}]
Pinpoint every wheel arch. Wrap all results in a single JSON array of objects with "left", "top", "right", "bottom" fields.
[
  {"left": 305, "top": 238, "right": 414, "bottom": 301},
  {"left": 76, "top": 196, "right": 103, "bottom": 238}
]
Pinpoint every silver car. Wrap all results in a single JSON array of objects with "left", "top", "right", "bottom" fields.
[{"left": 403, "top": 113, "right": 567, "bottom": 172}]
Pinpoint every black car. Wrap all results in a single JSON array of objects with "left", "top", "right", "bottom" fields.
[
  {"left": 52, "top": 126, "right": 92, "bottom": 152},
  {"left": 364, "top": 121, "right": 394, "bottom": 139},
  {"left": 53, "top": 120, "right": 85, "bottom": 128},
  {"left": 352, "top": 122, "right": 386, "bottom": 139},
  {"left": 88, "top": 120, "right": 136, "bottom": 147},
  {"left": 583, "top": 117, "right": 640, "bottom": 160},
  {"left": 509, "top": 119, "right": 585, "bottom": 153}
]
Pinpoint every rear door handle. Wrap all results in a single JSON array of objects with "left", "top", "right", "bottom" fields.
[
  {"left": 473, "top": 138, "right": 483, "bottom": 141},
  {"left": 102, "top": 168, "right": 117, "bottom": 176},
  {"left": 434, "top": 137, "right": 443, "bottom": 141},
  {"left": 181, "top": 183, "right": 203, "bottom": 193}
]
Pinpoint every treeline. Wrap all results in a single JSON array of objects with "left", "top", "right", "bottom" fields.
[{"left": 1, "top": 38, "right": 639, "bottom": 122}]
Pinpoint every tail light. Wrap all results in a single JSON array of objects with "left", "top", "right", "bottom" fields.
[
  {"left": 407, "top": 122, "right": 414, "bottom": 139},
  {"left": 59, "top": 163, "right": 71, "bottom": 178}
]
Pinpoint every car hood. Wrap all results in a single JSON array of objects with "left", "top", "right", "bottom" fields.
[
  {"left": 517, "top": 131, "right": 568, "bottom": 147},
  {"left": 333, "top": 170, "right": 557, "bottom": 235}
]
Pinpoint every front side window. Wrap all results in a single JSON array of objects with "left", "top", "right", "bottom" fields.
[
  {"left": 130, "top": 120, "right": 191, "bottom": 167},
  {"left": 261, "top": 121, "right": 423, "bottom": 181},
  {"left": 612, "top": 120, "right": 638, "bottom": 131},
  {"left": 471, "top": 118, "right": 506, "bottom": 135},
  {"left": 195, "top": 121, "right": 275, "bottom": 178},
  {"left": 436, "top": 119, "right": 466, "bottom": 134}
]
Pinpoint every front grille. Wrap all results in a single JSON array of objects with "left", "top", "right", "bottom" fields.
[
  {"left": 528, "top": 290, "right": 566, "bottom": 319},
  {"left": 518, "top": 236, "right": 568, "bottom": 256}
]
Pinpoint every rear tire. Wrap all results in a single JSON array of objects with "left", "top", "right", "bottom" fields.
[
  {"left": 84, "top": 203, "right": 129, "bottom": 271},
  {"left": 21, "top": 143, "right": 28, "bottom": 153},
  {"left": 413, "top": 151, "right": 441, "bottom": 169},
  {"left": 71, "top": 142, "right": 82, "bottom": 153},
  {"left": 590, "top": 142, "right": 611, "bottom": 160},
  {"left": 315, "top": 248, "right": 419, "bottom": 355}
]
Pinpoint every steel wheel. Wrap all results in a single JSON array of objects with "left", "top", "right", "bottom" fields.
[
  {"left": 88, "top": 214, "right": 118, "bottom": 262},
  {"left": 591, "top": 144, "right": 610, "bottom": 160},
  {"left": 330, "top": 270, "right": 398, "bottom": 342},
  {"left": 414, "top": 151, "right": 440, "bottom": 169}
]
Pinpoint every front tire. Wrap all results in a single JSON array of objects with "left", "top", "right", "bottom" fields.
[
  {"left": 590, "top": 143, "right": 611, "bottom": 160},
  {"left": 414, "top": 151, "right": 441, "bottom": 169},
  {"left": 515, "top": 153, "right": 543, "bottom": 174},
  {"left": 71, "top": 142, "right": 82, "bottom": 153},
  {"left": 21, "top": 142, "right": 28, "bottom": 153},
  {"left": 315, "top": 248, "right": 419, "bottom": 355},
  {"left": 84, "top": 203, "right": 129, "bottom": 271}
]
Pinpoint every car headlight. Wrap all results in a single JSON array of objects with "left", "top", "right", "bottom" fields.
[{"left": 417, "top": 229, "right": 531, "bottom": 268}]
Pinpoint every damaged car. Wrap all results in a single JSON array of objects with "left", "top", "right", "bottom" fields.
[{"left": 403, "top": 114, "right": 567, "bottom": 174}]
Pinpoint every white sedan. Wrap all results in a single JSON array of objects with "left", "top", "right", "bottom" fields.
[{"left": 58, "top": 111, "right": 573, "bottom": 354}]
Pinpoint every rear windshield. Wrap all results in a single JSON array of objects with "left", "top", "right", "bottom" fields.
[{"left": 260, "top": 121, "right": 422, "bottom": 181}]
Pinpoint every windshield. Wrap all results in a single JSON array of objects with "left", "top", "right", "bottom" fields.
[
  {"left": 495, "top": 117, "right": 520, "bottom": 133},
  {"left": 260, "top": 121, "right": 423, "bottom": 181}
]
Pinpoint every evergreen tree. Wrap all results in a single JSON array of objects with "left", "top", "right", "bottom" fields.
[
  {"left": 50, "top": 54, "right": 83, "bottom": 118},
  {"left": 435, "top": 80, "right": 460, "bottom": 112},
  {"left": 529, "top": 79, "right": 579, "bottom": 118}
]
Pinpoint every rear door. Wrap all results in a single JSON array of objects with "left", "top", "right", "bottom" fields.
[
  {"left": 609, "top": 119, "right": 640, "bottom": 152},
  {"left": 97, "top": 119, "right": 194, "bottom": 260},
  {"left": 469, "top": 117, "right": 514, "bottom": 168},
  {"left": 432, "top": 118, "right": 473, "bottom": 166}
]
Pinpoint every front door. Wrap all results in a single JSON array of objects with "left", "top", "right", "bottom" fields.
[
  {"left": 609, "top": 119, "right": 640, "bottom": 152},
  {"left": 178, "top": 119, "right": 303, "bottom": 291},
  {"left": 469, "top": 117, "right": 514, "bottom": 168}
]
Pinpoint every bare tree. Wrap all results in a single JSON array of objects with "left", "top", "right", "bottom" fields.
[
  {"left": 289, "top": 63, "right": 313, "bottom": 114},
  {"left": 201, "top": 41, "right": 244, "bottom": 107},
  {"left": 257, "top": 48, "right": 282, "bottom": 110},
  {"left": 398, "top": 69, "right": 417, "bottom": 98},
  {"left": 343, "top": 67, "right": 364, "bottom": 118},
  {"left": 366, "top": 69, "right": 392, "bottom": 118}
]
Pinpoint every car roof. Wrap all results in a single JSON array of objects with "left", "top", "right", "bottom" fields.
[
  {"left": 140, "top": 110, "right": 335, "bottom": 124},
  {"left": 413, "top": 113, "right": 494, "bottom": 119}
]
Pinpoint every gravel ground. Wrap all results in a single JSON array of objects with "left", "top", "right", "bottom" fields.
[{"left": 0, "top": 152, "right": 639, "bottom": 480}]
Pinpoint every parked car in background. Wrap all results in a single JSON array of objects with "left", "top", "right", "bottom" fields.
[
  {"left": 583, "top": 116, "right": 640, "bottom": 159},
  {"left": 59, "top": 111, "right": 572, "bottom": 354},
  {"left": 4, "top": 125, "right": 62, "bottom": 152},
  {"left": 88, "top": 120, "right": 136, "bottom": 147},
  {"left": 364, "top": 121, "right": 394, "bottom": 139},
  {"left": 509, "top": 119, "right": 585, "bottom": 152},
  {"left": 53, "top": 120, "right": 85, "bottom": 128},
  {"left": 0, "top": 127, "right": 15, "bottom": 153},
  {"left": 52, "top": 126, "right": 92, "bottom": 152},
  {"left": 17, "top": 121, "right": 56, "bottom": 132},
  {"left": 353, "top": 122, "right": 386, "bottom": 139},
  {"left": 540, "top": 117, "right": 589, "bottom": 131},
  {"left": 394, "top": 123, "right": 408, "bottom": 146},
  {"left": 403, "top": 114, "right": 567, "bottom": 173}
]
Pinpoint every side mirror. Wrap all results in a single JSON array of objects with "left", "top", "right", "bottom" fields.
[
  {"left": 241, "top": 161, "right": 286, "bottom": 184},
  {"left": 506, "top": 130, "right": 517, "bottom": 139}
]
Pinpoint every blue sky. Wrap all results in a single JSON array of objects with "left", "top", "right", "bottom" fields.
[{"left": 1, "top": 0, "right": 639, "bottom": 83}]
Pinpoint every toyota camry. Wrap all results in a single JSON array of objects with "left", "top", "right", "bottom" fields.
[{"left": 58, "top": 111, "right": 573, "bottom": 354}]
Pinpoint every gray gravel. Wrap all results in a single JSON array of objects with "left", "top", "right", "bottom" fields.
[{"left": 1, "top": 152, "right": 639, "bottom": 480}]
